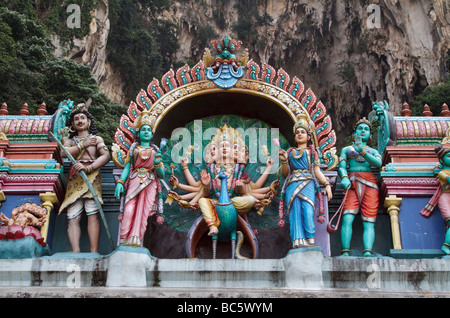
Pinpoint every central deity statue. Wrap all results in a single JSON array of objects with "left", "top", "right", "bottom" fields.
[{"left": 169, "top": 124, "right": 277, "bottom": 238}]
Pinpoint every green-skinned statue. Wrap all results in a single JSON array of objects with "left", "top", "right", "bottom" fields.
[
  {"left": 338, "top": 118, "right": 382, "bottom": 257},
  {"left": 114, "top": 110, "right": 165, "bottom": 247}
]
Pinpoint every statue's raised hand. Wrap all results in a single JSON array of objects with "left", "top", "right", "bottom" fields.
[
  {"left": 169, "top": 175, "right": 179, "bottom": 188},
  {"left": 200, "top": 169, "right": 210, "bottom": 186}
]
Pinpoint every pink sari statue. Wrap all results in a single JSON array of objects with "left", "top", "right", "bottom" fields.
[
  {"left": 420, "top": 140, "right": 450, "bottom": 254},
  {"left": 115, "top": 111, "right": 165, "bottom": 247}
]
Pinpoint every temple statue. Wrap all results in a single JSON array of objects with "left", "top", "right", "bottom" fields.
[
  {"left": 338, "top": 118, "right": 382, "bottom": 257},
  {"left": 58, "top": 102, "right": 111, "bottom": 253},
  {"left": 114, "top": 110, "right": 165, "bottom": 247},
  {"left": 168, "top": 124, "right": 276, "bottom": 237},
  {"left": 421, "top": 128, "right": 450, "bottom": 254},
  {"left": 278, "top": 113, "right": 332, "bottom": 249}
]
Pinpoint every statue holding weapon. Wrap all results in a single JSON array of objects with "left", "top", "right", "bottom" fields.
[{"left": 56, "top": 100, "right": 111, "bottom": 253}]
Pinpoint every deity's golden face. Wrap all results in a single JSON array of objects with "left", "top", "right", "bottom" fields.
[
  {"left": 233, "top": 143, "right": 240, "bottom": 161},
  {"left": 236, "top": 145, "right": 248, "bottom": 164}
]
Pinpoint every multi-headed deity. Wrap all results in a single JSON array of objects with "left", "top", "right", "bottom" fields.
[
  {"left": 168, "top": 124, "right": 277, "bottom": 237},
  {"left": 278, "top": 113, "right": 332, "bottom": 249},
  {"left": 338, "top": 118, "right": 382, "bottom": 257}
]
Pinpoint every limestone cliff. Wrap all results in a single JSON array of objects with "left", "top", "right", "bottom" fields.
[{"left": 55, "top": 0, "right": 450, "bottom": 138}]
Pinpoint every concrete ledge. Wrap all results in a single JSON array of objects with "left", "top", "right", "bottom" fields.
[
  {"left": 0, "top": 252, "right": 107, "bottom": 287},
  {"left": 0, "top": 286, "right": 449, "bottom": 298},
  {"left": 155, "top": 258, "right": 285, "bottom": 288},
  {"left": 106, "top": 246, "right": 155, "bottom": 287},
  {"left": 283, "top": 246, "right": 325, "bottom": 289},
  {"left": 323, "top": 256, "right": 450, "bottom": 290},
  {"left": 2, "top": 246, "right": 450, "bottom": 293}
]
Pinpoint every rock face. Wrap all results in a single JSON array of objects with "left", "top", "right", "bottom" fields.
[{"left": 53, "top": 0, "right": 450, "bottom": 139}]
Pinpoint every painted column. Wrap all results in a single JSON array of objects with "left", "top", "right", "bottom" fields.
[
  {"left": 384, "top": 195, "right": 402, "bottom": 249},
  {"left": 39, "top": 192, "right": 58, "bottom": 242}
]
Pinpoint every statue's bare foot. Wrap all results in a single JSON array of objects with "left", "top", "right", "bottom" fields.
[
  {"left": 442, "top": 244, "right": 450, "bottom": 255},
  {"left": 208, "top": 225, "right": 218, "bottom": 236}
]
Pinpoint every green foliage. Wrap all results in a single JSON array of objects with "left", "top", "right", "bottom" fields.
[
  {"left": 155, "top": 19, "right": 180, "bottom": 71},
  {"left": 4, "top": 0, "right": 96, "bottom": 45},
  {"left": 88, "top": 92, "right": 126, "bottom": 147},
  {"left": 336, "top": 60, "right": 357, "bottom": 84},
  {"left": 194, "top": 25, "right": 218, "bottom": 50},
  {"left": 232, "top": 15, "right": 257, "bottom": 43},
  {"left": 0, "top": 7, "right": 124, "bottom": 147},
  {"left": 231, "top": 1, "right": 269, "bottom": 44},
  {"left": 107, "top": 0, "right": 178, "bottom": 100},
  {"left": 409, "top": 50, "right": 449, "bottom": 116},
  {"left": 409, "top": 79, "right": 450, "bottom": 116}
]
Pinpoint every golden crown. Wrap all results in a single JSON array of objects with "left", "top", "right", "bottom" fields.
[
  {"left": 71, "top": 98, "right": 92, "bottom": 114},
  {"left": 354, "top": 117, "right": 372, "bottom": 130},
  {"left": 134, "top": 110, "right": 155, "bottom": 131},
  {"left": 293, "top": 112, "right": 314, "bottom": 134},
  {"left": 211, "top": 124, "right": 244, "bottom": 146}
]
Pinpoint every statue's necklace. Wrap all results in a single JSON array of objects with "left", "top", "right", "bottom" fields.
[
  {"left": 137, "top": 146, "right": 151, "bottom": 160},
  {"left": 292, "top": 147, "right": 305, "bottom": 159}
]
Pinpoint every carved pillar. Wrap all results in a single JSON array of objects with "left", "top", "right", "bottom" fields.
[
  {"left": 384, "top": 195, "right": 402, "bottom": 250},
  {"left": 0, "top": 190, "right": 5, "bottom": 207},
  {"left": 39, "top": 192, "right": 58, "bottom": 243}
]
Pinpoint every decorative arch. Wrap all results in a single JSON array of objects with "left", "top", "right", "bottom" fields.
[{"left": 112, "top": 38, "right": 338, "bottom": 170}]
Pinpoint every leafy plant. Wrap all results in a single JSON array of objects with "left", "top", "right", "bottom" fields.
[{"left": 0, "top": 7, "right": 123, "bottom": 147}]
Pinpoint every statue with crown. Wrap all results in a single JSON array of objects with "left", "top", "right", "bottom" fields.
[
  {"left": 114, "top": 110, "right": 165, "bottom": 247},
  {"left": 420, "top": 128, "right": 450, "bottom": 254},
  {"left": 109, "top": 34, "right": 340, "bottom": 259},
  {"left": 278, "top": 112, "right": 333, "bottom": 249},
  {"left": 167, "top": 124, "right": 278, "bottom": 258}
]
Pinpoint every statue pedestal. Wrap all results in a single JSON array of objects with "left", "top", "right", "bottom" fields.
[
  {"left": 283, "top": 246, "right": 325, "bottom": 289},
  {"left": 106, "top": 245, "right": 155, "bottom": 287},
  {"left": 0, "top": 236, "right": 50, "bottom": 259}
]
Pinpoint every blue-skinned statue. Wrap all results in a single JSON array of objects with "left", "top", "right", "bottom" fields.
[{"left": 338, "top": 118, "right": 382, "bottom": 257}]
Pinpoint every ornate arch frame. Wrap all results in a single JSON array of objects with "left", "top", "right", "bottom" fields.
[{"left": 112, "top": 43, "right": 338, "bottom": 171}]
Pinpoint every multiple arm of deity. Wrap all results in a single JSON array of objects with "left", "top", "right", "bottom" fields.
[{"left": 168, "top": 155, "right": 278, "bottom": 209}]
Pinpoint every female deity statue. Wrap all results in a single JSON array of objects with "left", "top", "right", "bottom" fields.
[
  {"left": 168, "top": 124, "right": 277, "bottom": 236},
  {"left": 278, "top": 113, "right": 332, "bottom": 249},
  {"left": 420, "top": 130, "right": 450, "bottom": 254},
  {"left": 114, "top": 110, "right": 165, "bottom": 247}
]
